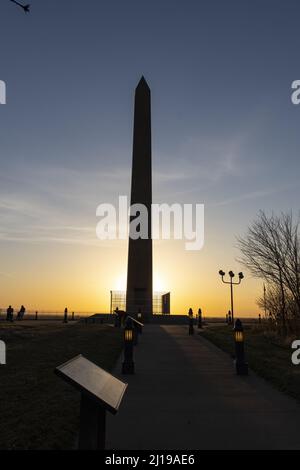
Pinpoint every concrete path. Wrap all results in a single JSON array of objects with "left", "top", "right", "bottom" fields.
[{"left": 107, "top": 325, "right": 300, "bottom": 449}]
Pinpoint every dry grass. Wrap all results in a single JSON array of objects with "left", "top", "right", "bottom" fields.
[{"left": 0, "top": 321, "right": 123, "bottom": 449}]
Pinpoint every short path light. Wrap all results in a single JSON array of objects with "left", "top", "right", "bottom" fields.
[
  {"left": 198, "top": 308, "right": 202, "bottom": 329},
  {"left": 188, "top": 308, "right": 194, "bottom": 335},
  {"left": 233, "top": 319, "right": 248, "bottom": 375},
  {"left": 122, "top": 317, "right": 135, "bottom": 374},
  {"left": 63, "top": 307, "right": 68, "bottom": 324}
]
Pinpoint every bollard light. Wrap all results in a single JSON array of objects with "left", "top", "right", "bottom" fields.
[
  {"left": 188, "top": 308, "right": 194, "bottom": 336},
  {"left": 125, "top": 328, "right": 133, "bottom": 342},
  {"left": 63, "top": 307, "right": 68, "bottom": 324},
  {"left": 233, "top": 319, "right": 248, "bottom": 376},
  {"left": 235, "top": 330, "right": 243, "bottom": 342},
  {"left": 198, "top": 308, "right": 202, "bottom": 329},
  {"left": 122, "top": 317, "right": 135, "bottom": 375}
]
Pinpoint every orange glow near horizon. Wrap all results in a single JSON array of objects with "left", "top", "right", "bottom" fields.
[{"left": 0, "top": 237, "right": 261, "bottom": 318}]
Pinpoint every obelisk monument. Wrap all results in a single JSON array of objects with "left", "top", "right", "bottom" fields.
[{"left": 126, "top": 77, "right": 153, "bottom": 321}]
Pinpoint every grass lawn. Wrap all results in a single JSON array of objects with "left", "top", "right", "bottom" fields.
[
  {"left": 201, "top": 324, "right": 300, "bottom": 402},
  {"left": 0, "top": 321, "right": 123, "bottom": 450}
]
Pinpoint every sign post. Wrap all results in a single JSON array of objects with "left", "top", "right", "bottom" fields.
[{"left": 55, "top": 355, "right": 127, "bottom": 449}]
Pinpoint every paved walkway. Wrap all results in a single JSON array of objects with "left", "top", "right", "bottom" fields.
[{"left": 107, "top": 325, "right": 300, "bottom": 449}]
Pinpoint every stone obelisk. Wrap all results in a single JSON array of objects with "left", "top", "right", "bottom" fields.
[{"left": 126, "top": 77, "right": 153, "bottom": 321}]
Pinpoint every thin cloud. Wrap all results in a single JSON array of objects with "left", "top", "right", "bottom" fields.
[{"left": 211, "top": 182, "right": 300, "bottom": 207}]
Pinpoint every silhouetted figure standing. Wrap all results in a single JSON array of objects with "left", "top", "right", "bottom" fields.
[
  {"left": 63, "top": 308, "right": 68, "bottom": 323},
  {"left": 35, "top": 311, "right": 38, "bottom": 320},
  {"left": 258, "top": 313, "right": 261, "bottom": 324},
  {"left": 114, "top": 307, "right": 121, "bottom": 327},
  {"left": 17, "top": 305, "right": 26, "bottom": 320},
  {"left": 228, "top": 310, "right": 232, "bottom": 325},
  {"left": 6, "top": 305, "right": 14, "bottom": 322}
]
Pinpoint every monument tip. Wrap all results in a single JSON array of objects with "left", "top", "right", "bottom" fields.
[{"left": 136, "top": 76, "right": 150, "bottom": 90}]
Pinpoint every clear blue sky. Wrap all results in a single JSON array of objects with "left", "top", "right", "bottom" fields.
[{"left": 0, "top": 0, "right": 299, "bottom": 313}]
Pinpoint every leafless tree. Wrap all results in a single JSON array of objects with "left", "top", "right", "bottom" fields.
[{"left": 237, "top": 211, "right": 300, "bottom": 335}]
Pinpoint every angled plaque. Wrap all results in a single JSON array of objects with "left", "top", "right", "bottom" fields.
[{"left": 55, "top": 354, "right": 127, "bottom": 414}]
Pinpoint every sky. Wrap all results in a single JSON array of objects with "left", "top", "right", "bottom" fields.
[{"left": 0, "top": 0, "right": 299, "bottom": 315}]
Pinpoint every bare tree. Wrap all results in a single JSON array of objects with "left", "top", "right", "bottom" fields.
[
  {"left": 237, "top": 211, "right": 300, "bottom": 334},
  {"left": 278, "top": 213, "right": 300, "bottom": 318}
]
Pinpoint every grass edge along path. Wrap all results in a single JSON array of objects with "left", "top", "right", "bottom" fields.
[{"left": 201, "top": 325, "right": 300, "bottom": 403}]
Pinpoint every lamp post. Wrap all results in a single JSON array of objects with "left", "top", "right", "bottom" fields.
[
  {"left": 188, "top": 308, "right": 194, "bottom": 335},
  {"left": 263, "top": 283, "right": 267, "bottom": 318},
  {"left": 122, "top": 317, "right": 135, "bottom": 374},
  {"left": 233, "top": 319, "right": 248, "bottom": 375},
  {"left": 198, "top": 308, "right": 202, "bottom": 329},
  {"left": 218, "top": 270, "right": 244, "bottom": 324}
]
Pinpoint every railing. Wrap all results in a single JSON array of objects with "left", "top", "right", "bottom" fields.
[{"left": 128, "top": 315, "right": 144, "bottom": 335}]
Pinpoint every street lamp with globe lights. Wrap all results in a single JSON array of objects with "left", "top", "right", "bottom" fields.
[{"left": 218, "top": 270, "right": 244, "bottom": 324}]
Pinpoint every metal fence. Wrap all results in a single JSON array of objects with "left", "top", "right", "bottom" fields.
[{"left": 109, "top": 291, "right": 171, "bottom": 315}]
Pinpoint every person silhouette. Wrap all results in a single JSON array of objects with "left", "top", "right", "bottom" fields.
[
  {"left": 21, "top": 305, "right": 26, "bottom": 319},
  {"left": 17, "top": 305, "right": 26, "bottom": 320},
  {"left": 114, "top": 307, "right": 121, "bottom": 327},
  {"left": 6, "top": 305, "right": 14, "bottom": 322}
]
